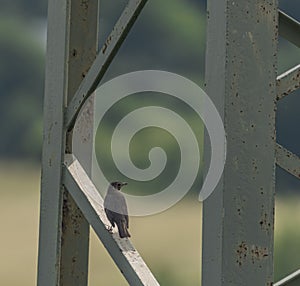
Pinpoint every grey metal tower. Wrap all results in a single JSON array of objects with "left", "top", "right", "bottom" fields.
[
  {"left": 203, "top": 2, "right": 300, "bottom": 285},
  {"left": 37, "top": 0, "right": 300, "bottom": 285},
  {"left": 37, "top": 0, "right": 158, "bottom": 285}
]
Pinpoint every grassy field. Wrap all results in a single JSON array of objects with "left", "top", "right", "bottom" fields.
[{"left": 0, "top": 161, "right": 299, "bottom": 285}]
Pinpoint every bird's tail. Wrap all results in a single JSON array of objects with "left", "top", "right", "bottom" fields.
[{"left": 116, "top": 221, "right": 131, "bottom": 238}]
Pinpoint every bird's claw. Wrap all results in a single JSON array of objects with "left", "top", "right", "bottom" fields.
[{"left": 106, "top": 225, "right": 113, "bottom": 233}]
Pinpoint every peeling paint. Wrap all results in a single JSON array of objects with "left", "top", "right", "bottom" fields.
[
  {"left": 236, "top": 241, "right": 248, "bottom": 266},
  {"left": 250, "top": 245, "right": 269, "bottom": 263},
  {"left": 236, "top": 242, "right": 269, "bottom": 266}
]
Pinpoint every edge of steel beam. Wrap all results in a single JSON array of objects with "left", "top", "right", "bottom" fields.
[
  {"left": 279, "top": 10, "right": 300, "bottom": 48},
  {"left": 202, "top": 0, "right": 277, "bottom": 285},
  {"left": 62, "top": 155, "right": 160, "bottom": 286},
  {"left": 275, "top": 143, "right": 300, "bottom": 179},
  {"left": 65, "top": 0, "right": 148, "bottom": 130},
  {"left": 37, "top": 1, "right": 70, "bottom": 284},
  {"left": 274, "top": 269, "right": 300, "bottom": 286},
  {"left": 276, "top": 64, "right": 300, "bottom": 100},
  {"left": 59, "top": 0, "right": 99, "bottom": 284}
]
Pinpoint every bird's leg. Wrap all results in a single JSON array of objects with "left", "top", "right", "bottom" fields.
[{"left": 106, "top": 224, "right": 113, "bottom": 233}]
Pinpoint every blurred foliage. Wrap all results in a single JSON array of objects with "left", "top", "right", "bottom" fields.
[
  {"left": 93, "top": 92, "right": 204, "bottom": 196},
  {"left": 0, "top": 16, "right": 44, "bottom": 160},
  {"left": 1, "top": 0, "right": 300, "bottom": 168},
  {"left": 1, "top": 163, "right": 299, "bottom": 285},
  {"left": 0, "top": 0, "right": 205, "bottom": 162},
  {"left": 99, "top": 0, "right": 205, "bottom": 81},
  {"left": 276, "top": 2, "right": 300, "bottom": 192},
  {"left": 274, "top": 197, "right": 300, "bottom": 282},
  {"left": 0, "top": 0, "right": 47, "bottom": 18},
  {"left": 1, "top": 1, "right": 300, "bottom": 285},
  {"left": 76, "top": 0, "right": 206, "bottom": 197}
]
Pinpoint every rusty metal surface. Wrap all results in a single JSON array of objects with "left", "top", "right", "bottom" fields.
[
  {"left": 38, "top": 0, "right": 160, "bottom": 284},
  {"left": 59, "top": 0, "right": 98, "bottom": 285},
  {"left": 65, "top": 0, "right": 148, "bottom": 131},
  {"left": 276, "top": 143, "right": 300, "bottom": 179},
  {"left": 276, "top": 64, "right": 300, "bottom": 100},
  {"left": 38, "top": 1, "right": 98, "bottom": 285},
  {"left": 202, "top": 0, "right": 278, "bottom": 285},
  {"left": 279, "top": 10, "right": 300, "bottom": 48}
]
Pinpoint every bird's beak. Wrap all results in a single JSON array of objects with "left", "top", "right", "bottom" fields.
[{"left": 122, "top": 182, "right": 128, "bottom": 186}]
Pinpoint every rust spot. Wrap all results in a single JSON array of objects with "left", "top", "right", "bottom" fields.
[
  {"left": 102, "top": 35, "right": 113, "bottom": 54},
  {"left": 80, "top": 0, "right": 89, "bottom": 10},
  {"left": 260, "top": 205, "right": 272, "bottom": 233},
  {"left": 236, "top": 241, "right": 248, "bottom": 266},
  {"left": 250, "top": 245, "right": 269, "bottom": 264},
  {"left": 61, "top": 192, "right": 84, "bottom": 239},
  {"left": 260, "top": 187, "right": 264, "bottom": 195},
  {"left": 236, "top": 242, "right": 269, "bottom": 266},
  {"left": 72, "top": 49, "right": 77, "bottom": 57},
  {"left": 48, "top": 123, "right": 53, "bottom": 144},
  {"left": 102, "top": 43, "right": 107, "bottom": 54}
]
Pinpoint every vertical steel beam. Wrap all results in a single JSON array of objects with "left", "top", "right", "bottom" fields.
[
  {"left": 60, "top": 0, "right": 98, "bottom": 285},
  {"left": 37, "top": 0, "right": 98, "bottom": 285},
  {"left": 37, "top": 1, "right": 70, "bottom": 284},
  {"left": 202, "top": 0, "right": 278, "bottom": 285},
  {"left": 65, "top": 0, "right": 148, "bottom": 130}
]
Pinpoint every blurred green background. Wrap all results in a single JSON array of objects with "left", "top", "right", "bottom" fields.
[{"left": 1, "top": 0, "right": 300, "bottom": 285}]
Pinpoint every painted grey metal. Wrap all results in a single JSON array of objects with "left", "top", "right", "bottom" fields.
[
  {"left": 37, "top": 0, "right": 70, "bottom": 284},
  {"left": 275, "top": 269, "right": 300, "bottom": 286},
  {"left": 65, "top": 0, "right": 148, "bottom": 130},
  {"left": 276, "top": 144, "right": 300, "bottom": 179},
  {"left": 279, "top": 10, "right": 300, "bottom": 48},
  {"left": 59, "top": 0, "right": 99, "bottom": 285},
  {"left": 38, "top": 0, "right": 99, "bottom": 285},
  {"left": 276, "top": 64, "right": 300, "bottom": 100},
  {"left": 202, "top": 0, "right": 278, "bottom": 285},
  {"left": 63, "top": 155, "right": 160, "bottom": 286},
  {"left": 38, "top": 0, "right": 159, "bottom": 285}
]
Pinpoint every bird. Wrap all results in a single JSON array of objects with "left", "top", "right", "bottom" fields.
[{"left": 104, "top": 181, "right": 131, "bottom": 238}]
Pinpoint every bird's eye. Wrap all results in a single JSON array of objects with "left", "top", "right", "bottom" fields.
[{"left": 117, "top": 183, "right": 121, "bottom": 187}]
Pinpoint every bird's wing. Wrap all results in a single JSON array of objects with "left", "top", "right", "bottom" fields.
[
  {"left": 104, "top": 208, "right": 115, "bottom": 226},
  {"left": 125, "top": 214, "right": 129, "bottom": 228},
  {"left": 115, "top": 191, "right": 128, "bottom": 215},
  {"left": 104, "top": 191, "right": 128, "bottom": 215}
]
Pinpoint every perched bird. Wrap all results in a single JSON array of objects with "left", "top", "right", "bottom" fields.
[{"left": 104, "top": 181, "right": 131, "bottom": 238}]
